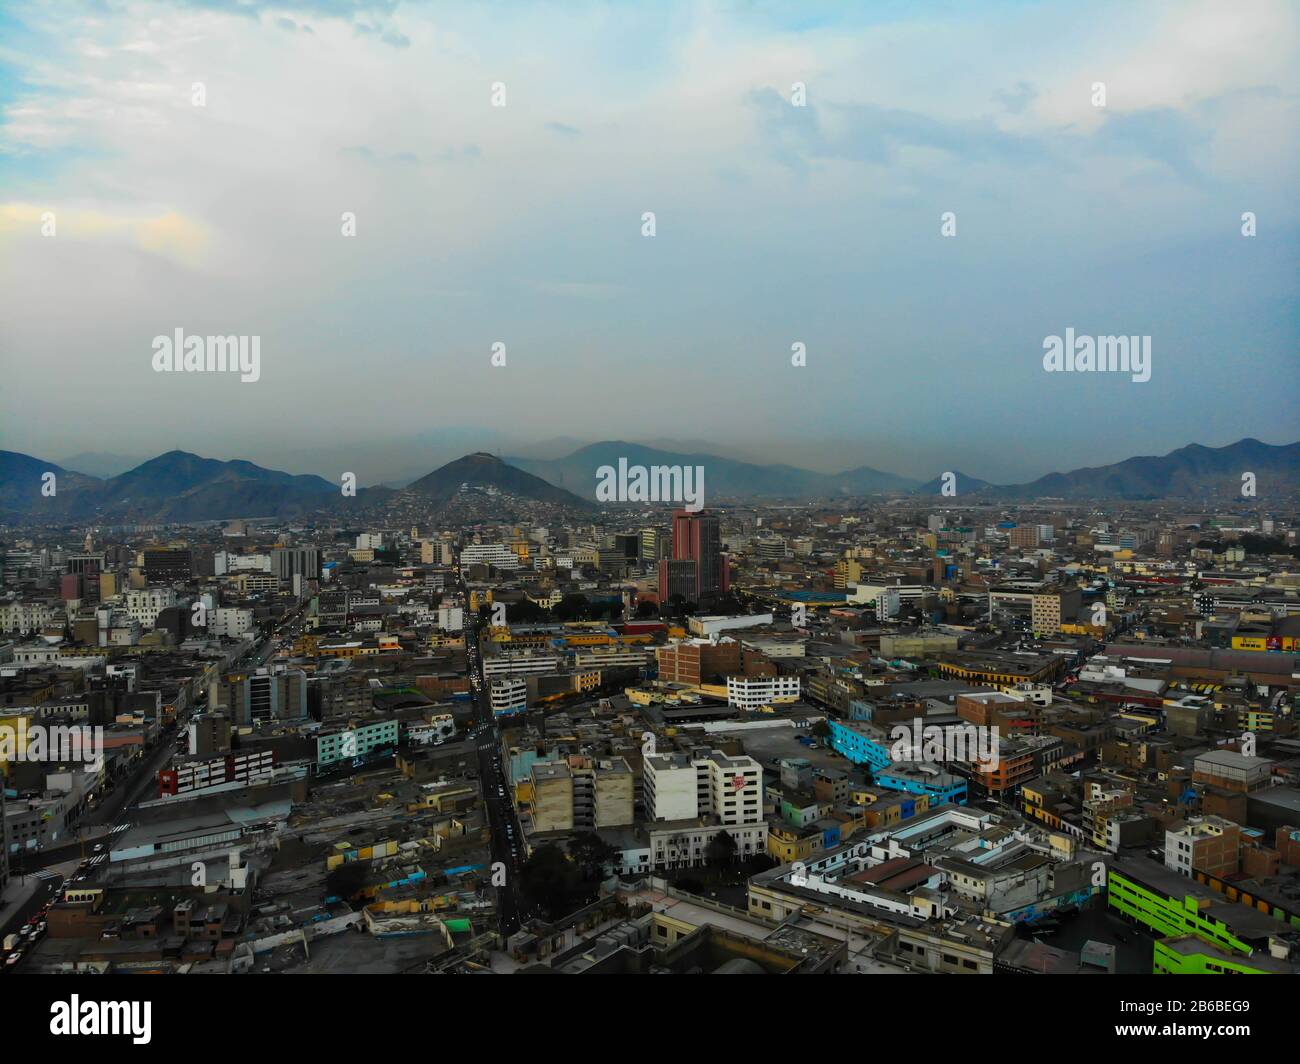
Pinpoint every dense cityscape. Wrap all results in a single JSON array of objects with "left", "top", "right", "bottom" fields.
[{"left": 2, "top": 439, "right": 1299, "bottom": 982}]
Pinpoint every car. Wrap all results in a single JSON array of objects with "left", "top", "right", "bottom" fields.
[
  {"left": 92, "top": 843, "right": 104, "bottom": 853},
  {"left": 5, "top": 951, "right": 21, "bottom": 966}
]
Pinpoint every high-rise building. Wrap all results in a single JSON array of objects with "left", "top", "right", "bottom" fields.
[
  {"left": 189, "top": 712, "right": 233, "bottom": 757},
  {"left": 643, "top": 750, "right": 763, "bottom": 825},
  {"left": 639, "top": 527, "right": 666, "bottom": 563},
  {"left": 126, "top": 587, "right": 178, "bottom": 629},
  {"left": 657, "top": 509, "right": 728, "bottom": 603},
  {"left": 273, "top": 547, "right": 320, "bottom": 585},
  {"left": 142, "top": 548, "right": 193, "bottom": 582},
  {"left": 529, "top": 758, "right": 634, "bottom": 831},
  {"left": 1009, "top": 525, "right": 1041, "bottom": 549},
  {"left": 656, "top": 638, "right": 742, "bottom": 684},
  {"left": 460, "top": 544, "right": 520, "bottom": 570},
  {"left": 210, "top": 670, "right": 307, "bottom": 725}
]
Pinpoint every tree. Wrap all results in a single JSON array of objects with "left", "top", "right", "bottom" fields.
[
  {"left": 553, "top": 594, "right": 591, "bottom": 622},
  {"left": 325, "top": 861, "right": 370, "bottom": 904},
  {"left": 506, "top": 599, "right": 549, "bottom": 624},
  {"left": 664, "top": 595, "right": 697, "bottom": 620},
  {"left": 811, "top": 719, "right": 831, "bottom": 739},
  {"left": 705, "top": 830, "right": 737, "bottom": 868},
  {"left": 568, "top": 832, "right": 618, "bottom": 883},
  {"left": 517, "top": 844, "right": 585, "bottom": 920}
]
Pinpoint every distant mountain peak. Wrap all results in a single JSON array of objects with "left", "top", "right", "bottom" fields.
[{"left": 406, "top": 453, "right": 592, "bottom": 508}]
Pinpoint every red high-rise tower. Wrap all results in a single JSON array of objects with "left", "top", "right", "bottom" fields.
[{"left": 658, "top": 509, "right": 728, "bottom": 603}]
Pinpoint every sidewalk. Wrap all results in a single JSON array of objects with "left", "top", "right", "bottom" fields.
[{"left": 1, "top": 870, "right": 42, "bottom": 918}]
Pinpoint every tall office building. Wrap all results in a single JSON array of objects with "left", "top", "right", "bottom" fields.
[
  {"left": 142, "top": 548, "right": 193, "bottom": 582},
  {"left": 210, "top": 670, "right": 307, "bottom": 726},
  {"left": 658, "top": 509, "right": 728, "bottom": 603},
  {"left": 273, "top": 547, "right": 320, "bottom": 585}
]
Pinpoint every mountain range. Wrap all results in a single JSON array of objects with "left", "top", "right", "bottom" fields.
[
  {"left": 507, "top": 441, "right": 917, "bottom": 498},
  {"left": 0, "top": 438, "right": 1294, "bottom": 523},
  {"left": 512, "top": 438, "right": 1299, "bottom": 503},
  {"left": 0, "top": 449, "right": 340, "bottom": 523}
]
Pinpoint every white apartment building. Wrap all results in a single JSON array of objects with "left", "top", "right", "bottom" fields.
[
  {"left": 437, "top": 606, "right": 464, "bottom": 633},
  {"left": 643, "top": 750, "right": 763, "bottom": 826},
  {"left": 643, "top": 753, "right": 701, "bottom": 821},
  {"left": 703, "top": 751, "right": 764, "bottom": 825},
  {"left": 639, "top": 750, "right": 766, "bottom": 871},
  {"left": 213, "top": 551, "right": 271, "bottom": 576},
  {"left": 0, "top": 601, "right": 64, "bottom": 635},
  {"left": 162, "top": 748, "right": 275, "bottom": 797},
  {"left": 726, "top": 674, "right": 801, "bottom": 710},
  {"left": 875, "top": 588, "right": 902, "bottom": 620},
  {"left": 460, "top": 544, "right": 520, "bottom": 570},
  {"left": 489, "top": 677, "right": 528, "bottom": 717},
  {"left": 125, "top": 588, "right": 177, "bottom": 629},
  {"left": 209, "top": 607, "right": 255, "bottom": 639},
  {"left": 482, "top": 650, "right": 563, "bottom": 677}
]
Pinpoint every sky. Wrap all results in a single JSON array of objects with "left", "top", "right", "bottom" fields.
[{"left": 0, "top": 0, "right": 1296, "bottom": 487}]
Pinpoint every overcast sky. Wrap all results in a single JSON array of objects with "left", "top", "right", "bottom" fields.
[{"left": 1, "top": 0, "right": 1296, "bottom": 486}]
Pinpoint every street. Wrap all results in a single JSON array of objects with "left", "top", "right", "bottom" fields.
[{"left": 458, "top": 572, "right": 523, "bottom": 936}]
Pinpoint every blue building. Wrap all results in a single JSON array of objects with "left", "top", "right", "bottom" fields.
[{"left": 828, "top": 719, "right": 893, "bottom": 770}]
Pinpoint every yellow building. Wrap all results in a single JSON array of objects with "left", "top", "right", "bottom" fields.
[{"left": 767, "top": 823, "right": 824, "bottom": 863}]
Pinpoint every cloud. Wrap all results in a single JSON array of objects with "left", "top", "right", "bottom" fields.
[
  {"left": 0, "top": 203, "right": 211, "bottom": 266},
  {"left": 0, "top": 0, "right": 1293, "bottom": 480},
  {"left": 996, "top": 81, "right": 1037, "bottom": 115}
]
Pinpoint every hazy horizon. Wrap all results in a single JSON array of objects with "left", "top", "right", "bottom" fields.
[{"left": 17, "top": 429, "right": 1299, "bottom": 490}]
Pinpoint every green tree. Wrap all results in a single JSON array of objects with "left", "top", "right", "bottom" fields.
[
  {"left": 553, "top": 594, "right": 591, "bottom": 622},
  {"left": 705, "top": 830, "right": 737, "bottom": 868},
  {"left": 517, "top": 844, "right": 585, "bottom": 920},
  {"left": 568, "top": 832, "right": 618, "bottom": 883},
  {"left": 324, "top": 861, "right": 370, "bottom": 904},
  {"left": 506, "top": 599, "right": 549, "bottom": 623}
]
